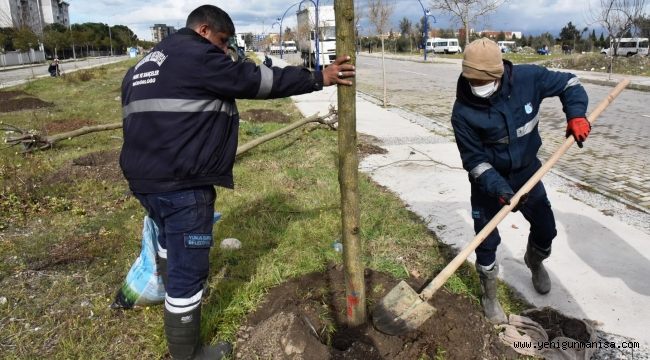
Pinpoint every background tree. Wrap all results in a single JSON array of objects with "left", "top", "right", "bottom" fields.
[
  {"left": 0, "top": 31, "right": 6, "bottom": 52},
  {"left": 368, "top": 0, "right": 394, "bottom": 107},
  {"left": 633, "top": 15, "right": 650, "bottom": 37},
  {"left": 430, "top": 0, "right": 509, "bottom": 46},
  {"left": 559, "top": 21, "right": 580, "bottom": 51},
  {"left": 43, "top": 23, "right": 69, "bottom": 58},
  {"left": 399, "top": 17, "right": 413, "bottom": 52},
  {"left": 590, "top": 0, "right": 646, "bottom": 55},
  {"left": 12, "top": 26, "right": 38, "bottom": 52},
  {"left": 530, "top": 31, "right": 555, "bottom": 50}
]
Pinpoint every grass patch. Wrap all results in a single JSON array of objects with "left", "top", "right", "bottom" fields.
[
  {"left": 541, "top": 52, "right": 650, "bottom": 76},
  {"left": 0, "top": 57, "right": 526, "bottom": 358}
]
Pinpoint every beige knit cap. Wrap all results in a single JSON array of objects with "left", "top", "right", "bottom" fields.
[{"left": 462, "top": 38, "right": 504, "bottom": 80}]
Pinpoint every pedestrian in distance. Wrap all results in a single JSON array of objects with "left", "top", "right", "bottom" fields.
[
  {"left": 48, "top": 58, "right": 60, "bottom": 77},
  {"left": 119, "top": 4, "right": 355, "bottom": 360},
  {"left": 263, "top": 51, "right": 273, "bottom": 68},
  {"left": 450, "top": 38, "right": 590, "bottom": 324}
]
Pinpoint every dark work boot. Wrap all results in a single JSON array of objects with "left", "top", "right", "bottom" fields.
[
  {"left": 164, "top": 304, "right": 232, "bottom": 360},
  {"left": 475, "top": 262, "right": 508, "bottom": 324},
  {"left": 156, "top": 255, "right": 168, "bottom": 289},
  {"left": 524, "top": 243, "right": 551, "bottom": 294}
]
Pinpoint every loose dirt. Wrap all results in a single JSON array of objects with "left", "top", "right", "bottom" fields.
[
  {"left": 358, "top": 134, "right": 387, "bottom": 157},
  {"left": 44, "top": 118, "right": 96, "bottom": 134},
  {"left": 235, "top": 264, "right": 518, "bottom": 359},
  {"left": 0, "top": 90, "right": 54, "bottom": 113},
  {"left": 240, "top": 109, "right": 292, "bottom": 123},
  {"left": 44, "top": 148, "right": 125, "bottom": 185},
  {"left": 524, "top": 307, "right": 592, "bottom": 343}
]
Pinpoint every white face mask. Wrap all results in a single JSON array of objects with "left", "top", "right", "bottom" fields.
[{"left": 471, "top": 80, "right": 499, "bottom": 98}]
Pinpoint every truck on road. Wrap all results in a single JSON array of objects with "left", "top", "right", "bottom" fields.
[{"left": 296, "top": 5, "right": 336, "bottom": 69}]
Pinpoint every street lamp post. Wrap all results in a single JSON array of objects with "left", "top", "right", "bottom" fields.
[
  {"left": 278, "top": 2, "right": 302, "bottom": 59},
  {"left": 416, "top": 0, "right": 436, "bottom": 61},
  {"left": 299, "top": 0, "right": 319, "bottom": 69},
  {"left": 271, "top": 20, "right": 281, "bottom": 54}
]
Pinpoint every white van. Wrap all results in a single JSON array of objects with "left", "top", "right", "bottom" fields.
[
  {"left": 425, "top": 39, "right": 435, "bottom": 53},
  {"left": 432, "top": 38, "right": 462, "bottom": 54},
  {"left": 497, "top": 40, "right": 516, "bottom": 53},
  {"left": 601, "top": 37, "right": 649, "bottom": 56}
]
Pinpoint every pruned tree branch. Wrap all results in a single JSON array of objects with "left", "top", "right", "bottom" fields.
[
  {"left": 236, "top": 107, "right": 338, "bottom": 156},
  {"left": 2, "top": 109, "right": 338, "bottom": 154}
]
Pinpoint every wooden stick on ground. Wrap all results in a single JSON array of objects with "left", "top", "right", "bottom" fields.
[{"left": 2, "top": 109, "right": 337, "bottom": 154}]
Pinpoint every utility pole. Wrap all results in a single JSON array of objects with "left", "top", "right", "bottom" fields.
[{"left": 334, "top": 0, "right": 366, "bottom": 326}]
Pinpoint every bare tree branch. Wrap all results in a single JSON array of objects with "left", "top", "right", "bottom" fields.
[
  {"left": 588, "top": 0, "right": 647, "bottom": 78},
  {"left": 2, "top": 110, "right": 339, "bottom": 154},
  {"left": 430, "top": 0, "right": 509, "bottom": 45},
  {"left": 368, "top": 0, "right": 394, "bottom": 107}
]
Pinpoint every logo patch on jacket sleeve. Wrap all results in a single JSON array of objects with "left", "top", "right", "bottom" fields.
[
  {"left": 524, "top": 102, "right": 533, "bottom": 114},
  {"left": 184, "top": 233, "right": 213, "bottom": 248}
]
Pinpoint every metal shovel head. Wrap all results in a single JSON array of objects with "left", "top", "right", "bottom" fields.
[{"left": 371, "top": 280, "right": 437, "bottom": 336}]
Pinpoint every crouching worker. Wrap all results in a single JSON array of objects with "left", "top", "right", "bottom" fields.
[
  {"left": 450, "top": 38, "right": 589, "bottom": 324},
  {"left": 48, "top": 58, "right": 60, "bottom": 77},
  {"left": 119, "top": 4, "right": 355, "bottom": 360}
]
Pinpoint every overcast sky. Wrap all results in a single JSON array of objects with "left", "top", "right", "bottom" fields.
[{"left": 69, "top": 0, "right": 637, "bottom": 41}]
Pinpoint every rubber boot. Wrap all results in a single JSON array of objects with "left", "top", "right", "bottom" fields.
[
  {"left": 164, "top": 304, "right": 232, "bottom": 360},
  {"left": 524, "top": 243, "right": 551, "bottom": 294},
  {"left": 475, "top": 262, "right": 508, "bottom": 324},
  {"left": 156, "top": 255, "right": 168, "bottom": 289}
]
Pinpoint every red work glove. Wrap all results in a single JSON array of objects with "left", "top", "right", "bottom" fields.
[
  {"left": 566, "top": 117, "right": 591, "bottom": 148},
  {"left": 498, "top": 192, "right": 528, "bottom": 212}
]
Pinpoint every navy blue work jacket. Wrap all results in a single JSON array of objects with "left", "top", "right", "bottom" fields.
[
  {"left": 451, "top": 61, "right": 588, "bottom": 197},
  {"left": 120, "top": 28, "right": 324, "bottom": 193}
]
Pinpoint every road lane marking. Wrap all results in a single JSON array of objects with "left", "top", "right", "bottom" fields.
[{"left": 400, "top": 69, "right": 429, "bottom": 76}]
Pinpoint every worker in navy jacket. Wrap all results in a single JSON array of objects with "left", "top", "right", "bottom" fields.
[
  {"left": 451, "top": 38, "right": 590, "bottom": 324},
  {"left": 119, "top": 5, "right": 355, "bottom": 360}
]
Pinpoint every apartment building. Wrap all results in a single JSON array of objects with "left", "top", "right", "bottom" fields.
[
  {"left": 150, "top": 24, "right": 176, "bottom": 43},
  {"left": 0, "top": 0, "right": 69, "bottom": 34}
]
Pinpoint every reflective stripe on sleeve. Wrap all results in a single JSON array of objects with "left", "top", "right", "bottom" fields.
[
  {"left": 255, "top": 64, "right": 273, "bottom": 99},
  {"left": 516, "top": 115, "right": 539, "bottom": 138},
  {"left": 564, "top": 77, "right": 581, "bottom": 91},
  {"left": 470, "top": 162, "right": 493, "bottom": 179},
  {"left": 122, "top": 98, "right": 233, "bottom": 118}
]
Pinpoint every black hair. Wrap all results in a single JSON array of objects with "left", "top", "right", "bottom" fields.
[{"left": 186, "top": 5, "right": 235, "bottom": 35}]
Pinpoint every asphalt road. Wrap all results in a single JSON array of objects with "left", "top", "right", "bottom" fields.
[{"left": 0, "top": 56, "right": 130, "bottom": 88}]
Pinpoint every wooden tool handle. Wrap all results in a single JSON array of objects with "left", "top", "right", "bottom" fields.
[{"left": 419, "top": 79, "right": 630, "bottom": 301}]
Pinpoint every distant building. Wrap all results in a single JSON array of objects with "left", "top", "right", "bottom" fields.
[
  {"left": 151, "top": 24, "right": 176, "bottom": 43},
  {"left": 0, "top": 0, "right": 69, "bottom": 35},
  {"left": 479, "top": 30, "right": 523, "bottom": 40}
]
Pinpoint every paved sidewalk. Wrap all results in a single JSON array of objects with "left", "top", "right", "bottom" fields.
[{"left": 270, "top": 56, "right": 650, "bottom": 356}]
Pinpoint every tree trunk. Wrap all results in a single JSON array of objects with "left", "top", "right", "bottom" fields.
[
  {"left": 335, "top": 0, "right": 366, "bottom": 327},
  {"left": 381, "top": 36, "right": 387, "bottom": 107}
]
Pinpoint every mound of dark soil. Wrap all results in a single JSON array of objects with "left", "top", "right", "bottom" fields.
[
  {"left": 524, "top": 307, "right": 592, "bottom": 343},
  {"left": 358, "top": 134, "right": 387, "bottom": 157},
  {"left": 0, "top": 90, "right": 54, "bottom": 113},
  {"left": 240, "top": 109, "right": 292, "bottom": 123},
  {"left": 235, "top": 264, "right": 517, "bottom": 359},
  {"left": 44, "top": 149, "right": 125, "bottom": 185}
]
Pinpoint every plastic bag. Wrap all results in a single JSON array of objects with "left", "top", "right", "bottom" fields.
[
  {"left": 111, "top": 212, "right": 222, "bottom": 310},
  {"left": 111, "top": 216, "right": 165, "bottom": 309}
]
